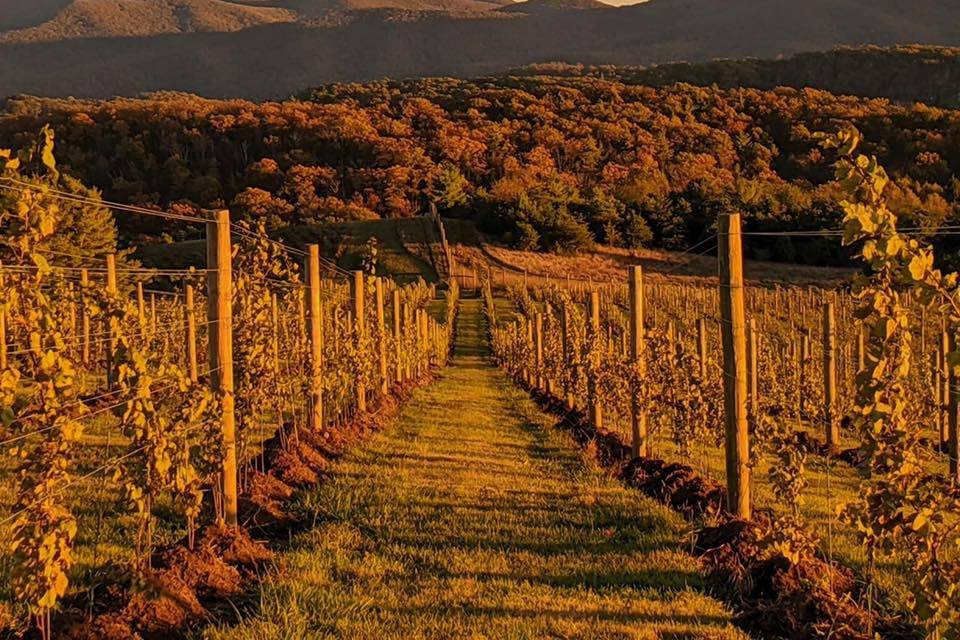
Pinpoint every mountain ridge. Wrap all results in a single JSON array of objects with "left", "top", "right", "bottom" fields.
[{"left": 0, "top": 0, "right": 958, "bottom": 99}]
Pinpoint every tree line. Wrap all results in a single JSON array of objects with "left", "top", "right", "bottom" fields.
[{"left": 1, "top": 75, "right": 959, "bottom": 265}]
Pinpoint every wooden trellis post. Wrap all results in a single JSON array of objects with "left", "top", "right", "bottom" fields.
[
  {"left": 376, "top": 277, "right": 388, "bottom": 396},
  {"left": 941, "top": 328, "right": 950, "bottom": 444},
  {"left": 856, "top": 328, "right": 865, "bottom": 372},
  {"left": 718, "top": 212, "right": 750, "bottom": 519},
  {"left": 799, "top": 329, "right": 810, "bottom": 427},
  {"left": 823, "top": 302, "right": 838, "bottom": 449},
  {"left": 414, "top": 308, "right": 423, "bottom": 377},
  {"left": 628, "top": 265, "right": 647, "bottom": 458},
  {"left": 206, "top": 210, "right": 238, "bottom": 527},
  {"left": 270, "top": 291, "right": 283, "bottom": 429},
  {"left": 137, "top": 281, "right": 147, "bottom": 331},
  {"left": 80, "top": 267, "right": 90, "bottom": 366},
  {"left": 748, "top": 318, "right": 758, "bottom": 420},
  {"left": 306, "top": 245, "right": 324, "bottom": 431},
  {"left": 544, "top": 302, "right": 555, "bottom": 396},
  {"left": 949, "top": 330, "right": 960, "bottom": 482},
  {"left": 561, "top": 304, "right": 575, "bottom": 409},
  {"left": 184, "top": 283, "right": 198, "bottom": 382},
  {"left": 697, "top": 318, "right": 708, "bottom": 379},
  {"left": 933, "top": 350, "right": 943, "bottom": 442},
  {"left": 0, "top": 265, "right": 6, "bottom": 370},
  {"left": 393, "top": 290, "right": 403, "bottom": 384},
  {"left": 351, "top": 270, "right": 367, "bottom": 413},
  {"left": 587, "top": 290, "right": 602, "bottom": 429},
  {"left": 402, "top": 303, "right": 412, "bottom": 381},
  {"left": 150, "top": 293, "right": 157, "bottom": 335},
  {"left": 420, "top": 309, "right": 429, "bottom": 373},
  {"left": 105, "top": 253, "right": 118, "bottom": 390},
  {"left": 534, "top": 311, "right": 544, "bottom": 390}
]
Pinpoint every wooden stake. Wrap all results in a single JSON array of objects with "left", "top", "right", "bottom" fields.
[
  {"left": 941, "top": 329, "right": 950, "bottom": 444},
  {"left": 697, "top": 318, "right": 708, "bottom": 379},
  {"left": 856, "top": 327, "right": 865, "bottom": 373},
  {"left": 419, "top": 309, "right": 428, "bottom": 374},
  {"left": 137, "top": 281, "right": 147, "bottom": 331},
  {"left": 402, "top": 303, "right": 412, "bottom": 381},
  {"left": 932, "top": 349, "right": 944, "bottom": 443},
  {"left": 544, "top": 302, "right": 555, "bottom": 395},
  {"left": 351, "top": 270, "right": 367, "bottom": 413},
  {"left": 393, "top": 290, "right": 403, "bottom": 384},
  {"left": 749, "top": 318, "right": 759, "bottom": 421},
  {"left": 718, "top": 213, "right": 750, "bottom": 519},
  {"left": 376, "top": 278, "right": 388, "bottom": 395},
  {"left": 561, "top": 304, "right": 575, "bottom": 409},
  {"left": 534, "top": 311, "right": 544, "bottom": 390},
  {"left": 628, "top": 266, "right": 647, "bottom": 458},
  {"left": 150, "top": 293, "right": 157, "bottom": 335},
  {"left": 184, "top": 283, "right": 198, "bottom": 382},
  {"left": 271, "top": 292, "right": 283, "bottom": 432},
  {"left": 306, "top": 245, "right": 324, "bottom": 431},
  {"left": 206, "top": 210, "right": 238, "bottom": 527},
  {"left": 587, "top": 290, "right": 602, "bottom": 429},
  {"left": 81, "top": 267, "right": 90, "bottom": 366},
  {"left": 823, "top": 302, "right": 838, "bottom": 449},
  {"left": 0, "top": 264, "right": 6, "bottom": 370},
  {"left": 949, "top": 330, "right": 960, "bottom": 481},
  {"left": 105, "top": 254, "right": 118, "bottom": 390}
]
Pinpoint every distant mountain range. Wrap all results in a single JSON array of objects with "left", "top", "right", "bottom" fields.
[{"left": 0, "top": 0, "right": 959, "bottom": 99}]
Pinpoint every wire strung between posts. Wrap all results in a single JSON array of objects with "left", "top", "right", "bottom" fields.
[
  {"left": 0, "top": 177, "right": 211, "bottom": 225},
  {"left": 0, "top": 264, "right": 209, "bottom": 278},
  {"left": 0, "top": 240, "right": 110, "bottom": 265},
  {"left": 0, "top": 365, "right": 224, "bottom": 448},
  {"left": 2, "top": 415, "right": 221, "bottom": 546},
  {"left": 229, "top": 225, "right": 308, "bottom": 257},
  {"left": 743, "top": 225, "right": 960, "bottom": 238},
  {"left": 0, "top": 444, "right": 152, "bottom": 529},
  {"left": 658, "top": 241, "right": 719, "bottom": 277},
  {"left": 227, "top": 223, "right": 353, "bottom": 281},
  {"left": 4, "top": 316, "right": 218, "bottom": 358}
]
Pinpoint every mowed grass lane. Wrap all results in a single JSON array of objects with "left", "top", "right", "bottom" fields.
[{"left": 207, "top": 300, "right": 747, "bottom": 640}]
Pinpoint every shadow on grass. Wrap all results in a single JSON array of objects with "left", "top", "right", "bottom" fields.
[{"left": 381, "top": 603, "right": 731, "bottom": 627}]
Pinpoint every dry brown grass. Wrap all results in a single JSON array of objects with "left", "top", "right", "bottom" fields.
[{"left": 456, "top": 241, "right": 855, "bottom": 288}]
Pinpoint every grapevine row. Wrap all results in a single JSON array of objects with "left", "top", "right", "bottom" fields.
[{"left": 0, "top": 130, "right": 459, "bottom": 638}]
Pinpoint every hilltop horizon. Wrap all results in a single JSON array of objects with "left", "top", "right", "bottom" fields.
[{"left": 0, "top": 0, "right": 958, "bottom": 99}]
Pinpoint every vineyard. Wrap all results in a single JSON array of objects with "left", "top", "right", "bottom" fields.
[
  {"left": 483, "top": 131, "right": 960, "bottom": 638},
  {"left": 0, "top": 131, "right": 458, "bottom": 638},
  {"left": 2, "top": 123, "right": 960, "bottom": 640}
]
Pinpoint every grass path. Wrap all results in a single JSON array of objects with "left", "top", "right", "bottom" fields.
[{"left": 207, "top": 300, "right": 747, "bottom": 640}]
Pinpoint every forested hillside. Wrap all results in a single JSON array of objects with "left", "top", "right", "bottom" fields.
[
  {"left": 2, "top": 77, "right": 959, "bottom": 265},
  {"left": 521, "top": 46, "right": 960, "bottom": 108}
]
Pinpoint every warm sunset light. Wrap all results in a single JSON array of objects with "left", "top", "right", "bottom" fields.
[{"left": 1, "top": 2, "right": 959, "bottom": 639}]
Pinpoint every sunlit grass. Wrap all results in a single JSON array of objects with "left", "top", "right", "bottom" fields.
[{"left": 206, "top": 300, "right": 746, "bottom": 640}]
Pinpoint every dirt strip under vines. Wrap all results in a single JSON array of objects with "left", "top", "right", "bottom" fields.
[{"left": 55, "top": 372, "right": 439, "bottom": 640}]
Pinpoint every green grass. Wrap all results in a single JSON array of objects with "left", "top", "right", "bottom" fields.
[{"left": 205, "top": 299, "right": 746, "bottom": 640}]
